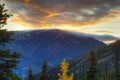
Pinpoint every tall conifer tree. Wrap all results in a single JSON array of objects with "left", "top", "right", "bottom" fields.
[
  {"left": 39, "top": 60, "right": 49, "bottom": 80},
  {"left": 0, "top": 3, "right": 21, "bottom": 80},
  {"left": 86, "top": 51, "right": 98, "bottom": 80},
  {"left": 27, "top": 65, "right": 34, "bottom": 80}
]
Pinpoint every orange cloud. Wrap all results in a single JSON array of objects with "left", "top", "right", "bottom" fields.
[
  {"left": 11, "top": 17, "right": 21, "bottom": 23},
  {"left": 45, "top": 13, "right": 57, "bottom": 18},
  {"left": 32, "top": 19, "right": 111, "bottom": 31},
  {"left": 10, "top": 16, "right": 32, "bottom": 29},
  {"left": 20, "top": 2, "right": 59, "bottom": 25},
  {"left": 23, "top": 0, "right": 30, "bottom": 3},
  {"left": 21, "top": 2, "right": 57, "bottom": 19},
  {"left": 6, "top": 0, "right": 57, "bottom": 19},
  {"left": 10, "top": 11, "right": 111, "bottom": 31}
]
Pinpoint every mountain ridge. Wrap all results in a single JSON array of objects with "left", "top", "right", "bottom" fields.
[{"left": 3, "top": 29, "right": 106, "bottom": 77}]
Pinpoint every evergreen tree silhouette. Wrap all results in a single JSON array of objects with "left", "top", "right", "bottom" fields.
[
  {"left": 39, "top": 60, "right": 49, "bottom": 80},
  {"left": 86, "top": 51, "right": 98, "bottom": 80},
  {"left": 0, "top": 3, "right": 21, "bottom": 80},
  {"left": 27, "top": 65, "right": 34, "bottom": 80}
]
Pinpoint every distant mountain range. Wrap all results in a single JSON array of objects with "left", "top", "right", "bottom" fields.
[
  {"left": 47, "top": 40, "right": 120, "bottom": 80},
  {"left": 2, "top": 29, "right": 105, "bottom": 77}
]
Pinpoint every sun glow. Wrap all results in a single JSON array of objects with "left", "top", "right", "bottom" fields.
[
  {"left": 5, "top": 24, "right": 28, "bottom": 31},
  {"left": 40, "top": 25, "right": 81, "bottom": 31}
]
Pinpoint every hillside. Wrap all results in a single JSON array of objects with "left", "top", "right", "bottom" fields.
[
  {"left": 2, "top": 29, "right": 105, "bottom": 77},
  {"left": 47, "top": 40, "right": 120, "bottom": 80}
]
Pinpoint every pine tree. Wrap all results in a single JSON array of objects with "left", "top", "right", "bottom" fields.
[
  {"left": 39, "top": 60, "right": 49, "bottom": 80},
  {"left": 58, "top": 59, "right": 74, "bottom": 80},
  {"left": 86, "top": 51, "right": 98, "bottom": 80},
  {"left": 27, "top": 65, "right": 34, "bottom": 80},
  {"left": 0, "top": 3, "right": 21, "bottom": 80},
  {"left": 114, "top": 45, "right": 120, "bottom": 80},
  {"left": 0, "top": 4, "right": 13, "bottom": 45},
  {"left": 0, "top": 49, "right": 21, "bottom": 79}
]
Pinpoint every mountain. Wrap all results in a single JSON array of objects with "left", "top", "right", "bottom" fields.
[
  {"left": 2, "top": 29, "right": 106, "bottom": 77},
  {"left": 47, "top": 40, "right": 120, "bottom": 80}
]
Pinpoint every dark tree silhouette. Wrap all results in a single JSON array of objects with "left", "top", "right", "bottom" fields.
[
  {"left": 0, "top": 4, "right": 21, "bottom": 80},
  {"left": 27, "top": 65, "right": 34, "bottom": 80},
  {"left": 0, "top": 4, "right": 13, "bottom": 45},
  {"left": 39, "top": 60, "right": 49, "bottom": 80},
  {"left": 86, "top": 51, "right": 98, "bottom": 80}
]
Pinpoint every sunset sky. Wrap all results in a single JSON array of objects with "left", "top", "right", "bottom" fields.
[{"left": 1, "top": 0, "right": 120, "bottom": 43}]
